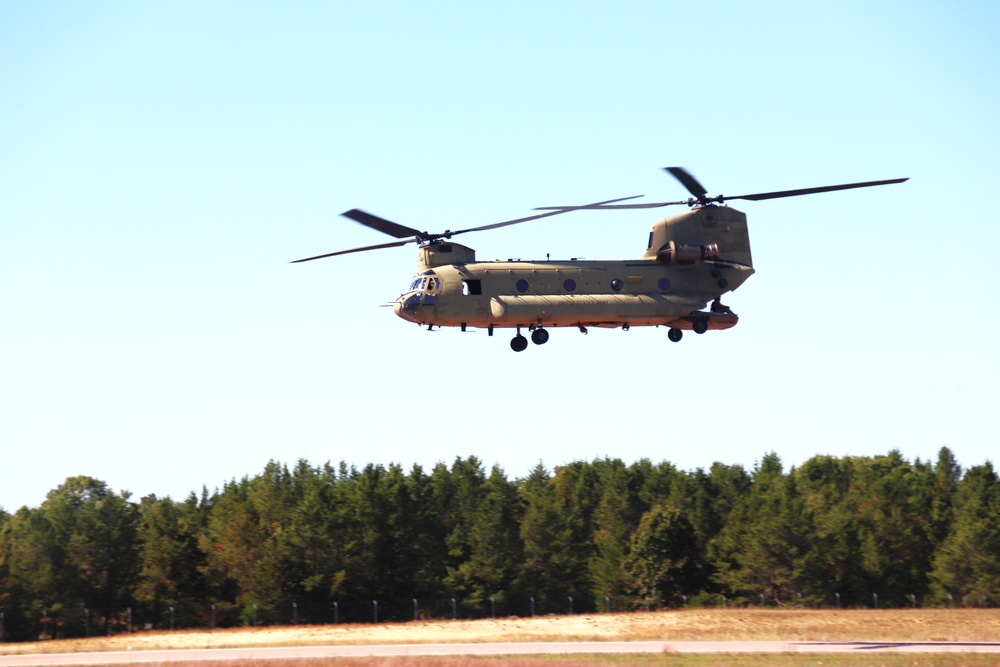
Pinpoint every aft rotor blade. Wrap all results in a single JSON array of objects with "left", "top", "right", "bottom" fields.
[
  {"left": 664, "top": 167, "right": 708, "bottom": 202},
  {"left": 726, "top": 177, "right": 910, "bottom": 202},
  {"left": 552, "top": 176, "right": 911, "bottom": 210},
  {"left": 448, "top": 195, "right": 645, "bottom": 236},
  {"left": 291, "top": 239, "right": 414, "bottom": 263},
  {"left": 342, "top": 209, "right": 423, "bottom": 239},
  {"left": 535, "top": 199, "right": 690, "bottom": 211}
]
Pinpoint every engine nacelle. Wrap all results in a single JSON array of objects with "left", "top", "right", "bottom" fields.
[{"left": 656, "top": 240, "right": 719, "bottom": 266}]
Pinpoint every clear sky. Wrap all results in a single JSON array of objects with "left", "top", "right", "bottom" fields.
[{"left": 2, "top": 1, "right": 998, "bottom": 511}]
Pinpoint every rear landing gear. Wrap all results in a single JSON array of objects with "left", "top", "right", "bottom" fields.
[
  {"left": 510, "top": 333, "right": 528, "bottom": 352},
  {"left": 668, "top": 328, "right": 683, "bottom": 343},
  {"left": 531, "top": 328, "right": 549, "bottom": 345}
]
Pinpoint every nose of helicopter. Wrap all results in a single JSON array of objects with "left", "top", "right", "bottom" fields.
[{"left": 394, "top": 292, "right": 421, "bottom": 321}]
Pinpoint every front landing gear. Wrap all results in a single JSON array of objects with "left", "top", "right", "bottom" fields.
[
  {"left": 668, "top": 328, "right": 683, "bottom": 343},
  {"left": 511, "top": 326, "right": 549, "bottom": 351}
]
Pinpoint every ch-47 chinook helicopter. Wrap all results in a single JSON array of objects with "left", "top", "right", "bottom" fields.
[{"left": 293, "top": 168, "right": 907, "bottom": 351}]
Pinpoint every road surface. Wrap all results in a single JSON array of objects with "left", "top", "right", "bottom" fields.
[{"left": 3, "top": 641, "right": 1000, "bottom": 664}]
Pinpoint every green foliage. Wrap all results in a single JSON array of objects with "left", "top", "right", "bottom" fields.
[
  {"left": 930, "top": 462, "right": 1000, "bottom": 604},
  {"left": 0, "top": 477, "right": 139, "bottom": 638},
  {"left": 2, "top": 447, "right": 999, "bottom": 638},
  {"left": 709, "top": 454, "right": 817, "bottom": 604},
  {"left": 625, "top": 504, "right": 699, "bottom": 606}
]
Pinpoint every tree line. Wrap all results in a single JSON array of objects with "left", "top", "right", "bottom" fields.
[{"left": 1, "top": 448, "right": 999, "bottom": 640}]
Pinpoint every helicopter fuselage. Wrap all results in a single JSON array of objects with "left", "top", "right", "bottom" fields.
[
  {"left": 294, "top": 166, "right": 907, "bottom": 351},
  {"left": 393, "top": 205, "right": 754, "bottom": 334}
]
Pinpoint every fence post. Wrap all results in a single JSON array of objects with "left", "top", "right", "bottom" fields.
[
  {"left": 760, "top": 593, "right": 765, "bottom": 607},
  {"left": 910, "top": 594, "right": 916, "bottom": 608},
  {"left": 333, "top": 602, "right": 339, "bottom": 625},
  {"left": 170, "top": 606, "right": 174, "bottom": 631},
  {"left": 568, "top": 597, "right": 573, "bottom": 615},
  {"left": 128, "top": 607, "right": 132, "bottom": 634},
  {"left": 873, "top": 593, "right": 878, "bottom": 609},
  {"left": 490, "top": 598, "right": 496, "bottom": 619},
  {"left": 682, "top": 595, "right": 688, "bottom": 609},
  {"left": 253, "top": 604, "right": 257, "bottom": 628},
  {"left": 211, "top": 604, "right": 216, "bottom": 630},
  {"left": 373, "top": 600, "right": 378, "bottom": 624},
  {"left": 41, "top": 610, "right": 48, "bottom": 640},
  {"left": 604, "top": 596, "right": 610, "bottom": 613},
  {"left": 948, "top": 594, "right": 953, "bottom": 608},
  {"left": 983, "top": 594, "right": 988, "bottom": 608},
  {"left": 85, "top": 608, "right": 90, "bottom": 637},
  {"left": 835, "top": 592, "right": 840, "bottom": 609},
  {"left": 413, "top": 599, "right": 418, "bottom": 622},
  {"left": 293, "top": 602, "right": 298, "bottom": 625},
  {"left": 1, "top": 611, "right": 5, "bottom": 643},
  {"left": 530, "top": 597, "right": 535, "bottom": 617},
  {"left": 451, "top": 597, "right": 457, "bottom": 620}
]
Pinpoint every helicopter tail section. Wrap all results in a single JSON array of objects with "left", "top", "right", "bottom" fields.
[{"left": 643, "top": 206, "right": 753, "bottom": 271}]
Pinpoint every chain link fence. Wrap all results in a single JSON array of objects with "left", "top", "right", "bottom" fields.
[{"left": 2, "top": 591, "right": 990, "bottom": 643}]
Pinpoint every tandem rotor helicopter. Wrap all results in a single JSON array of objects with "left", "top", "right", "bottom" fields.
[{"left": 294, "top": 168, "right": 907, "bottom": 351}]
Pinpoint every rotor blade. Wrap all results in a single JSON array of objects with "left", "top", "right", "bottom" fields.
[
  {"left": 727, "top": 177, "right": 909, "bottom": 202},
  {"left": 665, "top": 167, "right": 708, "bottom": 201},
  {"left": 342, "top": 208, "right": 423, "bottom": 239},
  {"left": 544, "top": 177, "right": 911, "bottom": 210},
  {"left": 291, "top": 238, "right": 414, "bottom": 263},
  {"left": 448, "top": 195, "right": 645, "bottom": 236},
  {"left": 535, "top": 199, "right": 689, "bottom": 210}
]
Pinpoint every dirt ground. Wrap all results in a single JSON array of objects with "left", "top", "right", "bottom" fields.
[{"left": 2, "top": 608, "right": 999, "bottom": 656}]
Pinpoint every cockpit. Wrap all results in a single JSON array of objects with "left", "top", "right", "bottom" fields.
[
  {"left": 395, "top": 270, "right": 440, "bottom": 321},
  {"left": 408, "top": 275, "right": 441, "bottom": 292}
]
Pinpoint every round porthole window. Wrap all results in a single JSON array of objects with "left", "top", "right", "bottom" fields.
[
  {"left": 610, "top": 278, "right": 624, "bottom": 291},
  {"left": 515, "top": 279, "right": 529, "bottom": 293},
  {"left": 658, "top": 277, "right": 671, "bottom": 291},
  {"left": 563, "top": 278, "right": 576, "bottom": 292}
]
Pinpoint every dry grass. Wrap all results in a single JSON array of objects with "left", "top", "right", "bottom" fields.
[
  {"left": 1, "top": 608, "right": 999, "bottom": 657},
  {"left": 75, "top": 656, "right": 1000, "bottom": 667}
]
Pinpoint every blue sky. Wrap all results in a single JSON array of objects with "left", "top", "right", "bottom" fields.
[{"left": 2, "top": 1, "right": 998, "bottom": 511}]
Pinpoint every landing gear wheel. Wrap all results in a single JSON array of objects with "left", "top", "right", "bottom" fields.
[
  {"left": 531, "top": 329, "right": 549, "bottom": 345},
  {"left": 668, "top": 328, "right": 683, "bottom": 343},
  {"left": 511, "top": 334, "right": 528, "bottom": 352},
  {"left": 693, "top": 319, "right": 708, "bottom": 335}
]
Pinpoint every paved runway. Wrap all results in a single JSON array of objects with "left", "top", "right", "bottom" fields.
[{"left": 3, "top": 641, "right": 1000, "bottom": 665}]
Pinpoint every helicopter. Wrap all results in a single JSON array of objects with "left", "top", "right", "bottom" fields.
[{"left": 293, "top": 168, "right": 907, "bottom": 351}]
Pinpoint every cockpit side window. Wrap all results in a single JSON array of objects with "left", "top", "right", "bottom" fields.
[{"left": 410, "top": 272, "right": 439, "bottom": 293}]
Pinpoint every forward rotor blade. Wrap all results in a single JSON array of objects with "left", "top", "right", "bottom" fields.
[
  {"left": 449, "top": 195, "right": 644, "bottom": 235},
  {"left": 291, "top": 238, "right": 414, "bottom": 263},
  {"left": 342, "top": 209, "right": 422, "bottom": 239},
  {"left": 726, "top": 177, "right": 910, "bottom": 202},
  {"left": 664, "top": 167, "right": 708, "bottom": 201}
]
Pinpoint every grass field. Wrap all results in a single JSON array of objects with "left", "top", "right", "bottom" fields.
[{"left": 2, "top": 608, "right": 999, "bottom": 666}]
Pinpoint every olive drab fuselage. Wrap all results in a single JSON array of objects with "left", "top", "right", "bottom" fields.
[{"left": 393, "top": 205, "right": 754, "bottom": 332}]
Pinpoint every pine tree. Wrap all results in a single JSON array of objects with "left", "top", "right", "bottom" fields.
[
  {"left": 625, "top": 504, "right": 699, "bottom": 607},
  {"left": 930, "top": 463, "right": 1000, "bottom": 605}
]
